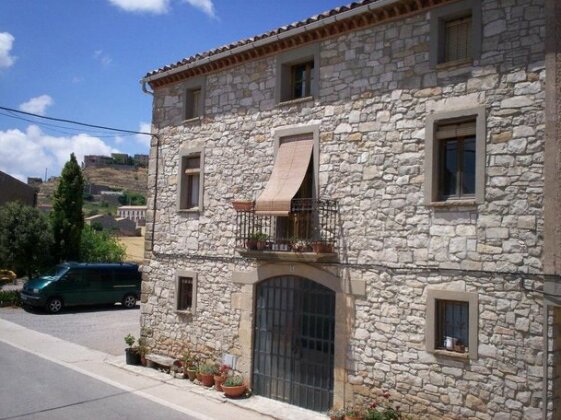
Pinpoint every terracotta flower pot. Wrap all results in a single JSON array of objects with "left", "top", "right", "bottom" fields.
[
  {"left": 344, "top": 416, "right": 364, "bottom": 420},
  {"left": 246, "top": 239, "right": 258, "bottom": 250},
  {"left": 185, "top": 368, "right": 197, "bottom": 381},
  {"left": 196, "top": 372, "right": 202, "bottom": 382},
  {"left": 222, "top": 384, "right": 246, "bottom": 398},
  {"left": 199, "top": 373, "right": 215, "bottom": 387},
  {"left": 232, "top": 200, "right": 254, "bottom": 211},
  {"left": 214, "top": 375, "right": 226, "bottom": 391}
]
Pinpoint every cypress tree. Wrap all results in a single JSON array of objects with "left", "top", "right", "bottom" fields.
[{"left": 51, "top": 153, "right": 84, "bottom": 261}]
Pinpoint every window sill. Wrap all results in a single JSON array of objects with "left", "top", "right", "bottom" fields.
[
  {"left": 182, "top": 117, "right": 201, "bottom": 125},
  {"left": 433, "top": 349, "right": 470, "bottom": 360},
  {"left": 426, "top": 199, "right": 477, "bottom": 208},
  {"left": 175, "top": 309, "right": 193, "bottom": 315},
  {"left": 178, "top": 207, "right": 200, "bottom": 213},
  {"left": 435, "top": 58, "right": 473, "bottom": 71},
  {"left": 277, "top": 96, "right": 314, "bottom": 107}
]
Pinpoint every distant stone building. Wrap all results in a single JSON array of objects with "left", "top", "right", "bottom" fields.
[
  {"left": 100, "top": 191, "right": 123, "bottom": 205},
  {"left": 133, "top": 154, "right": 149, "bottom": 167},
  {"left": 83, "top": 155, "right": 113, "bottom": 168},
  {"left": 0, "top": 171, "right": 37, "bottom": 207},
  {"left": 140, "top": 0, "right": 561, "bottom": 419},
  {"left": 85, "top": 214, "right": 139, "bottom": 236},
  {"left": 117, "top": 205, "right": 146, "bottom": 226}
]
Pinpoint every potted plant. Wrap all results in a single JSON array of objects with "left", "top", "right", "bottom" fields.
[
  {"left": 232, "top": 200, "right": 254, "bottom": 211},
  {"left": 312, "top": 240, "right": 334, "bottom": 253},
  {"left": 344, "top": 408, "right": 364, "bottom": 420},
  {"left": 198, "top": 362, "right": 217, "bottom": 387},
  {"left": 221, "top": 374, "right": 246, "bottom": 398},
  {"left": 213, "top": 363, "right": 231, "bottom": 391},
  {"left": 124, "top": 333, "right": 141, "bottom": 365},
  {"left": 182, "top": 351, "right": 198, "bottom": 381},
  {"left": 138, "top": 338, "right": 149, "bottom": 366},
  {"left": 254, "top": 232, "right": 268, "bottom": 250},
  {"left": 327, "top": 408, "right": 345, "bottom": 420}
]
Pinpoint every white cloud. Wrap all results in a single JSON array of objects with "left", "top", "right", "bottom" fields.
[
  {"left": 108, "top": 0, "right": 170, "bottom": 14},
  {"left": 93, "top": 50, "right": 112, "bottom": 67},
  {"left": 135, "top": 122, "right": 152, "bottom": 148},
  {"left": 0, "top": 125, "right": 119, "bottom": 181},
  {"left": 183, "top": 0, "right": 215, "bottom": 17},
  {"left": 19, "top": 95, "right": 54, "bottom": 116},
  {"left": 0, "top": 32, "right": 16, "bottom": 68}
]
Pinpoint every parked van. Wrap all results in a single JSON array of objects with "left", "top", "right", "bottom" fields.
[{"left": 20, "top": 262, "right": 141, "bottom": 314}]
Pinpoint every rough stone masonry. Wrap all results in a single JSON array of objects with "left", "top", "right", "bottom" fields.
[{"left": 140, "top": 0, "right": 561, "bottom": 418}]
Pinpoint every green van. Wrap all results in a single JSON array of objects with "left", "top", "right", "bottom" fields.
[{"left": 20, "top": 262, "right": 141, "bottom": 314}]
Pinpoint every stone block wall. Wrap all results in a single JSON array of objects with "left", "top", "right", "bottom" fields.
[{"left": 141, "top": 0, "right": 554, "bottom": 418}]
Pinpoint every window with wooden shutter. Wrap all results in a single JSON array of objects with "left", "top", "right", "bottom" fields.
[{"left": 443, "top": 15, "right": 472, "bottom": 63}]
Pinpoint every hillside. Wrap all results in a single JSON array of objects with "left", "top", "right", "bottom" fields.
[{"left": 37, "top": 166, "right": 148, "bottom": 206}]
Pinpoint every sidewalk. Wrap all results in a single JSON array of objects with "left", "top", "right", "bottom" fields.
[{"left": 0, "top": 318, "right": 326, "bottom": 420}]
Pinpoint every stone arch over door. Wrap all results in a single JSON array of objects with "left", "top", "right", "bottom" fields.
[{"left": 231, "top": 263, "right": 359, "bottom": 410}]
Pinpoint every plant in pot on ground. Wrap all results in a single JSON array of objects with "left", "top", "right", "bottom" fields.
[
  {"left": 138, "top": 337, "right": 148, "bottom": 366},
  {"left": 222, "top": 374, "right": 246, "bottom": 398},
  {"left": 182, "top": 351, "right": 198, "bottom": 381},
  {"left": 198, "top": 362, "right": 217, "bottom": 387},
  {"left": 124, "top": 333, "right": 141, "bottom": 365},
  {"left": 327, "top": 408, "right": 345, "bottom": 420},
  {"left": 214, "top": 363, "right": 231, "bottom": 391},
  {"left": 364, "top": 391, "right": 406, "bottom": 420}
]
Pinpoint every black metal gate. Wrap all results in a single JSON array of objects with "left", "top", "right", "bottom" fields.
[{"left": 252, "top": 275, "right": 335, "bottom": 412}]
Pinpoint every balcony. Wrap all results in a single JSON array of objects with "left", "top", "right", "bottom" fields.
[{"left": 234, "top": 198, "right": 339, "bottom": 262}]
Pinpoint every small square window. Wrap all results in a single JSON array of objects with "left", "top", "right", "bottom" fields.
[
  {"left": 178, "top": 151, "right": 203, "bottom": 211},
  {"left": 442, "top": 15, "right": 472, "bottom": 63},
  {"left": 426, "top": 289, "right": 478, "bottom": 359},
  {"left": 177, "top": 276, "right": 193, "bottom": 311},
  {"left": 429, "top": 0, "right": 481, "bottom": 68},
  {"left": 185, "top": 88, "right": 202, "bottom": 120},
  {"left": 276, "top": 44, "right": 319, "bottom": 104},
  {"left": 435, "top": 299, "right": 469, "bottom": 353}
]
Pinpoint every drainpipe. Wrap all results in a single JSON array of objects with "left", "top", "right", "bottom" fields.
[
  {"left": 543, "top": 301, "right": 550, "bottom": 420},
  {"left": 141, "top": 81, "right": 159, "bottom": 253}
]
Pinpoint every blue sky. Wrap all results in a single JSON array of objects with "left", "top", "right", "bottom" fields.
[{"left": 0, "top": 0, "right": 346, "bottom": 180}]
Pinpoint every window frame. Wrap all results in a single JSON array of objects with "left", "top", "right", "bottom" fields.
[
  {"left": 175, "top": 270, "right": 197, "bottom": 314},
  {"left": 183, "top": 76, "right": 206, "bottom": 121},
  {"left": 177, "top": 147, "right": 204, "bottom": 212},
  {"left": 426, "top": 289, "right": 478, "bottom": 359},
  {"left": 276, "top": 44, "right": 319, "bottom": 104},
  {"left": 429, "top": 0, "right": 481, "bottom": 67},
  {"left": 424, "top": 106, "right": 486, "bottom": 206}
]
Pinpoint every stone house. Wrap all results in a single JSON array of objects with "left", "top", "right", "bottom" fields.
[{"left": 140, "top": 0, "right": 561, "bottom": 418}]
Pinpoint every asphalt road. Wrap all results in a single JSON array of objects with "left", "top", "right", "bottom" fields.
[
  {"left": 0, "top": 304, "right": 140, "bottom": 356},
  {"left": 0, "top": 341, "right": 192, "bottom": 420}
]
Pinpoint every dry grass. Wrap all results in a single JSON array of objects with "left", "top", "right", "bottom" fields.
[{"left": 117, "top": 235, "right": 146, "bottom": 263}]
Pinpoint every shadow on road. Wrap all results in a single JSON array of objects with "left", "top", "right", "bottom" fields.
[{"left": 22, "top": 303, "right": 139, "bottom": 315}]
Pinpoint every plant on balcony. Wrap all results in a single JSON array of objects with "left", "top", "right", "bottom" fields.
[
  {"left": 231, "top": 199, "right": 254, "bottom": 211},
  {"left": 252, "top": 232, "right": 268, "bottom": 250},
  {"left": 312, "top": 240, "right": 334, "bottom": 253}
]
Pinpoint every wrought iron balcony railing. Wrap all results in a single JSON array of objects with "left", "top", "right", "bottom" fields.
[{"left": 234, "top": 198, "right": 338, "bottom": 258}]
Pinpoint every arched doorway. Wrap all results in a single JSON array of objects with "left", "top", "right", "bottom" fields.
[{"left": 252, "top": 275, "right": 335, "bottom": 411}]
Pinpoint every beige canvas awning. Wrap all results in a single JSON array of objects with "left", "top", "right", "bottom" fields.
[{"left": 255, "top": 137, "right": 313, "bottom": 216}]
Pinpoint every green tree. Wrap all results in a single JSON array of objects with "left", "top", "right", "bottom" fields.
[
  {"left": 0, "top": 202, "right": 54, "bottom": 278},
  {"left": 51, "top": 153, "right": 84, "bottom": 261},
  {"left": 80, "top": 225, "right": 126, "bottom": 262}
]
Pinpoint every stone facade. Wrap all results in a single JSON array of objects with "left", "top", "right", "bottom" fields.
[{"left": 141, "top": 0, "right": 560, "bottom": 418}]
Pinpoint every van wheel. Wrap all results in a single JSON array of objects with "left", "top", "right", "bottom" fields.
[
  {"left": 122, "top": 294, "right": 137, "bottom": 309},
  {"left": 46, "top": 298, "right": 63, "bottom": 314}
]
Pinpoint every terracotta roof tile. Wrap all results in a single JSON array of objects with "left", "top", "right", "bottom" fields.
[{"left": 143, "top": 0, "right": 383, "bottom": 80}]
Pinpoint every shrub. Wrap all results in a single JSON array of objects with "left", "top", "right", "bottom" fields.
[
  {"left": 0, "top": 290, "right": 22, "bottom": 307},
  {"left": 223, "top": 375, "right": 244, "bottom": 387}
]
